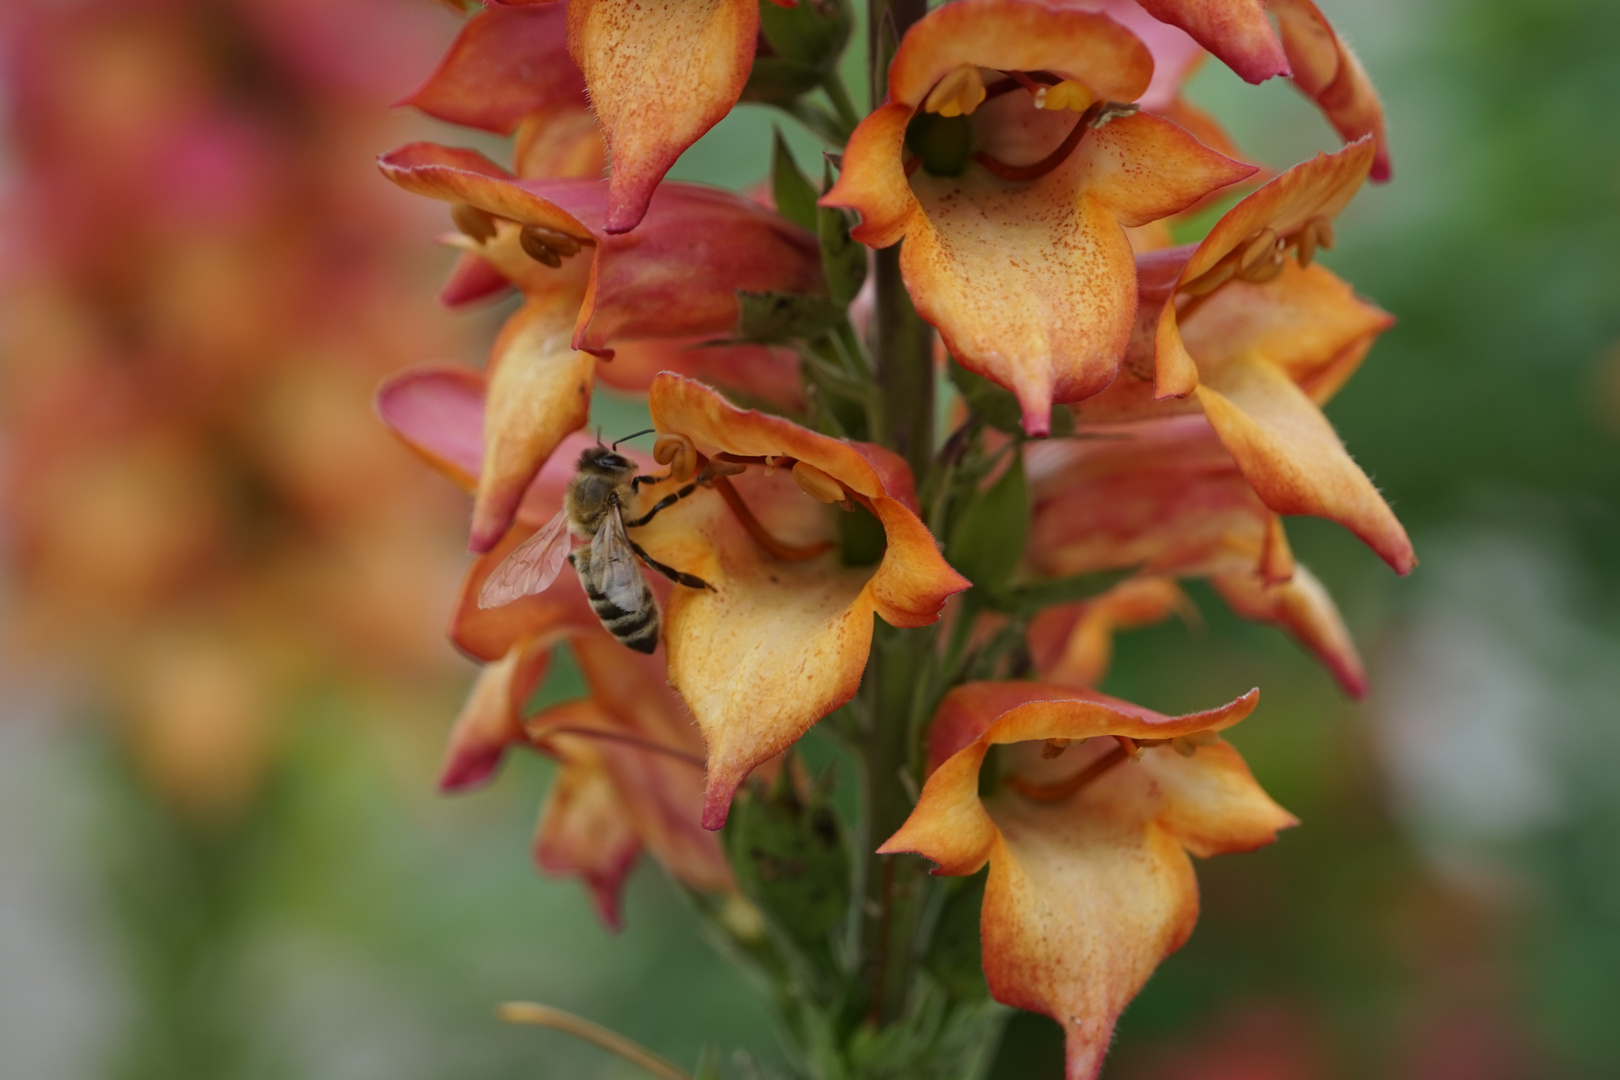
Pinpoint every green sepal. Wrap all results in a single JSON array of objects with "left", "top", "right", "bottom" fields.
[
  {"left": 735, "top": 290, "right": 845, "bottom": 343},
  {"left": 773, "top": 131, "right": 819, "bottom": 231},
  {"left": 946, "top": 454, "right": 1029, "bottom": 592},
  {"left": 819, "top": 163, "right": 866, "bottom": 304},
  {"left": 905, "top": 111, "right": 971, "bottom": 178}
]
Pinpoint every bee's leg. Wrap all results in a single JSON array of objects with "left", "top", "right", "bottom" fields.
[
  {"left": 623, "top": 481, "right": 701, "bottom": 528},
  {"left": 629, "top": 540, "right": 715, "bottom": 592}
]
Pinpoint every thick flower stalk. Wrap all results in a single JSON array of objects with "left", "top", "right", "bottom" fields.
[{"left": 370, "top": 0, "right": 1409, "bottom": 1075}]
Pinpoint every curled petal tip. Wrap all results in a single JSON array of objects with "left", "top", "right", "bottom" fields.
[{"left": 700, "top": 788, "right": 734, "bottom": 832}]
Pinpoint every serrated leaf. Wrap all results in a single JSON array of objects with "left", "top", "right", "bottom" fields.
[
  {"left": 725, "top": 773, "right": 850, "bottom": 950},
  {"left": 773, "top": 131, "right": 819, "bottom": 231},
  {"left": 946, "top": 454, "right": 1028, "bottom": 591},
  {"left": 819, "top": 162, "right": 866, "bottom": 304},
  {"left": 736, "top": 290, "right": 844, "bottom": 343}
]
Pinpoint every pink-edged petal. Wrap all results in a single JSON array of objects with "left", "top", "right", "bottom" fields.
[
  {"left": 374, "top": 363, "right": 487, "bottom": 492},
  {"left": 401, "top": 4, "right": 584, "bottom": 135}
]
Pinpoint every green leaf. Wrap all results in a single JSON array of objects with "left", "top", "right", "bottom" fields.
[
  {"left": 946, "top": 454, "right": 1029, "bottom": 592},
  {"left": 724, "top": 767, "right": 851, "bottom": 953},
  {"left": 773, "top": 131, "right": 819, "bottom": 231},
  {"left": 819, "top": 162, "right": 866, "bottom": 305},
  {"left": 735, "top": 290, "right": 844, "bottom": 343},
  {"left": 758, "top": 0, "right": 852, "bottom": 68}
]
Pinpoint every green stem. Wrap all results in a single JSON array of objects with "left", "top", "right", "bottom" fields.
[
  {"left": 855, "top": 0, "right": 934, "bottom": 1031},
  {"left": 821, "top": 70, "right": 862, "bottom": 133}
]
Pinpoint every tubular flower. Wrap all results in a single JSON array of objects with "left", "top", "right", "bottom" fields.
[
  {"left": 822, "top": 0, "right": 1256, "bottom": 437},
  {"left": 1027, "top": 415, "right": 1368, "bottom": 697},
  {"left": 489, "top": 0, "right": 777, "bottom": 234},
  {"left": 631, "top": 375, "right": 969, "bottom": 828},
  {"left": 882, "top": 682, "right": 1295, "bottom": 1080},
  {"left": 1128, "top": 0, "right": 1389, "bottom": 179},
  {"left": 1067, "top": 150, "right": 1414, "bottom": 575},
  {"left": 374, "top": 365, "right": 731, "bottom": 928},
  {"left": 378, "top": 142, "right": 822, "bottom": 550}
]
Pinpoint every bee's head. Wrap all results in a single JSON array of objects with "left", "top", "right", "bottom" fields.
[{"left": 577, "top": 444, "right": 634, "bottom": 476}]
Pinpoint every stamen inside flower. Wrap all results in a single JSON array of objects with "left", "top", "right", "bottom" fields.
[
  {"left": 451, "top": 202, "right": 498, "bottom": 243},
  {"left": 1033, "top": 80, "right": 1094, "bottom": 113},
  {"left": 973, "top": 100, "right": 1137, "bottom": 183},
  {"left": 791, "top": 461, "right": 846, "bottom": 504},
  {"left": 923, "top": 65, "right": 988, "bottom": 118},
  {"left": 519, "top": 224, "right": 593, "bottom": 267},
  {"left": 1008, "top": 743, "right": 1128, "bottom": 803},
  {"left": 654, "top": 432, "right": 699, "bottom": 482},
  {"left": 1177, "top": 216, "right": 1339, "bottom": 314}
]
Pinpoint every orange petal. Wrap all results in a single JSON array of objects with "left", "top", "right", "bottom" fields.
[
  {"left": 567, "top": 0, "right": 757, "bottom": 233},
  {"left": 1179, "top": 259, "right": 1394, "bottom": 390},
  {"left": 903, "top": 113, "right": 1252, "bottom": 434},
  {"left": 449, "top": 521, "right": 603, "bottom": 663},
  {"left": 401, "top": 4, "right": 584, "bottom": 136},
  {"left": 473, "top": 297, "right": 597, "bottom": 552},
  {"left": 438, "top": 250, "right": 514, "bottom": 309},
  {"left": 1026, "top": 415, "right": 1276, "bottom": 580},
  {"left": 1212, "top": 562, "right": 1367, "bottom": 697},
  {"left": 545, "top": 635, "right": 735, "bottom": 894},
  {"left": 821, "top": 102, "right": 916, "bottom": 248},
  {"left": 1269, "top": 0, "right": 1391, "bottom": 181},
  {"left": 642, "top": 375, "right": 968, "bottom": 826},
  {"left": 1155, "top": 139, "right": 1376, "bottom": 398},
  {"left": 378, "top": 143, "right": 592, "bottom": 238},
  {"left": 886, "top": 0, "right": 1154, "bottom": 108},
  {"left": 374, "top": 363, "right": 488, "bottom": 492},
  {"left": 439, "top": 638, "right": 552, "bottom": 791},
  {"left": 1134, "top": 0, "right": 1288, "bottom": 84},
  {"left": 532, "top": 722, "right": 643, "bottom": 930},
  {"left": 883, "top": 682, "right": 1290, "bottom": 1080},
  {"left": 1194, "top": 353, "right": 1414, "bottom": 573}
]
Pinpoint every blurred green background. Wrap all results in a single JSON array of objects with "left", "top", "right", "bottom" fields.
[{"left": 3, "top": 0, "right": 1618, "bottom": 1077}]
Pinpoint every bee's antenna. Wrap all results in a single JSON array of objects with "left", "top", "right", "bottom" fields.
[
  {"left": 611, "top": 428, "right": 656, "bottom": 450},
  {"left": 595, "top": 425, "right": 604, "bottom": 447}
]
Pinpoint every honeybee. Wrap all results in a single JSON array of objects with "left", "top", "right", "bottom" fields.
[{"left": 478, "top": 438, "right": 714, "bottom": 653}]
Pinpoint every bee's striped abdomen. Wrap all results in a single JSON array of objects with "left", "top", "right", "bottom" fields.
[{"left": 572, "top": 550, "right": 660, "bottom": 654}]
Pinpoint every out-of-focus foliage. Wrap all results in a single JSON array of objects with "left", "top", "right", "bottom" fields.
[{"left": 3, "top": 0, "right": 1619, "bottom": 1077}]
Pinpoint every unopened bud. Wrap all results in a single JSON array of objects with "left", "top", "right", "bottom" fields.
[
  {"left": 653, "top": 432, "right": 698, "bottom": 481},
  {"left": 451, "top": 202, "right": 498, "bottom": 243},
  {"left": 791, "top": 461, "right": 845, "bottom": 503}
]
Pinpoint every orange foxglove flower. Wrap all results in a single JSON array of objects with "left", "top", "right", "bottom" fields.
[
  {"left": 379, "top": 143, "right": 822, "bottom": 550},
  {"left": 821, "top": 0, "right": 1255, "bottom": 436},
  {"left": 1069, "top": 152, "right": 1414, "bottom": 575},
  {"left": 881, "top": 681, "right": 1295, "bottom": 1080},
  {"left": 1027, "top": 415, "right": 1368, "bottom": 696},
  {"left": 375, "top": 365, "right": 730, "bottom": 927},
  {"left": 632, "top": 375, "right": 970, "bottom": 827}
]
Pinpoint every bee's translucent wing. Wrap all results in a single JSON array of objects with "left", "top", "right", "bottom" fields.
[
  {"left": 477, "top": 508, "right": 572, "bottom": 609},
  {"left": 589, "top": 504, "right": 645, "bottom": 613}
]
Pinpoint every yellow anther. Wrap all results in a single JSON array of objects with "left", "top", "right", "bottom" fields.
[
  {"left": 1034, "top": 80, "right": 1094, "bottom": 113},
  {"left": 652, "top": 432, "right": 698, "bottom": 482},
  {"left": 1295, "top": 223, "right": 1318, "bottom": 268},
  {"left": 518, "top": 223, "right": 590, "bottom": 267},
  {"left": 791, "top": 461, "right": 845, "bottom": 504},
  {"left": 1237, "top": 253, "right": 1285, "bottom": 284},
  {"left": 1040, "top": 738, "right": 1074, "bottom": 759},
  {"left": 923, "top": 65, "right": 987, "bottom": 118},
  {"left": 1181, "top": 259, "right": 1235, "bottom": 298},
  {"left": 451, "top": 202, "right": 498, "bottom": 243}
]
